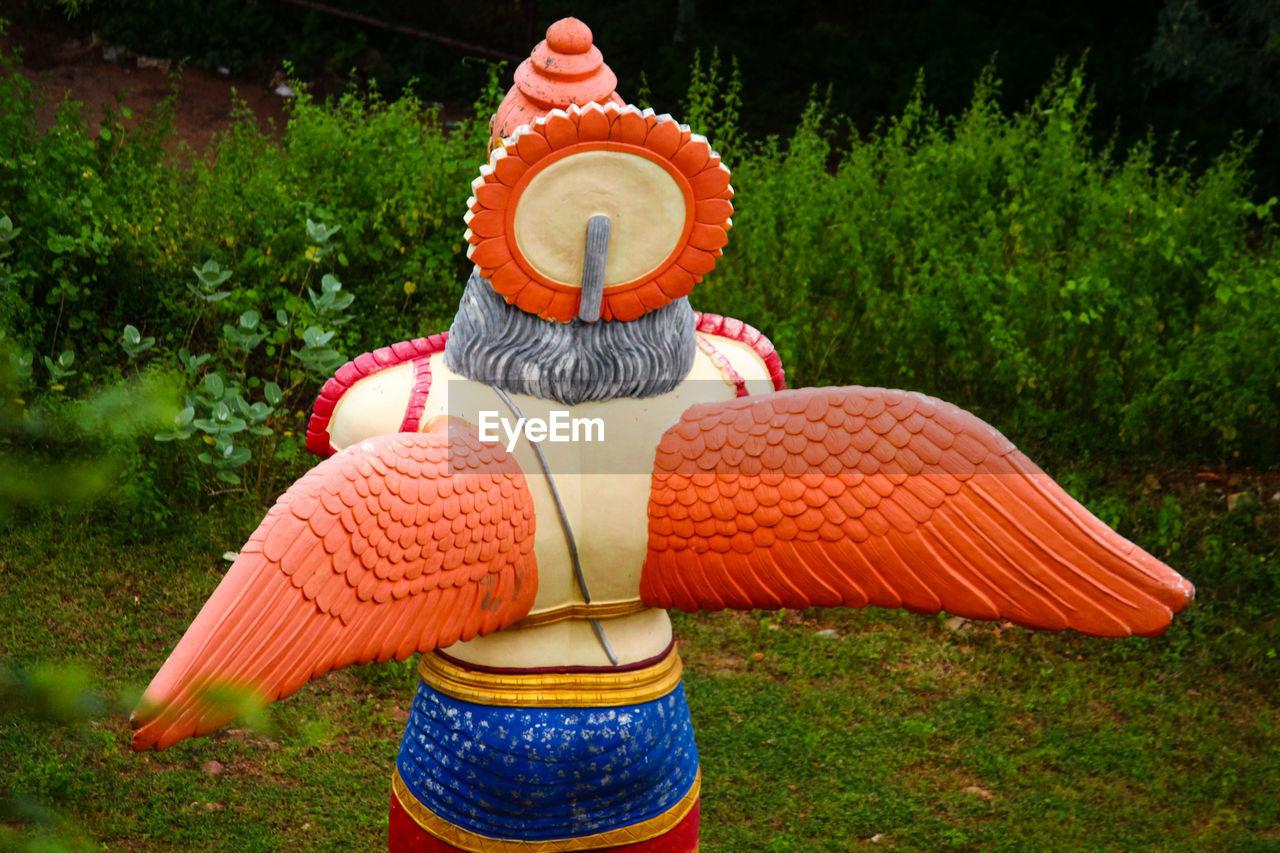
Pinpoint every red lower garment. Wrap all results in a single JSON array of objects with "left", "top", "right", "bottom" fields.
[{"left": 389, "top": 795, "right": 700, "bottom": 852}]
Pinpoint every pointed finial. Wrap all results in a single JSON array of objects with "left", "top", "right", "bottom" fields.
[{"left": 490, "top": 17, "right": 624, "bottom": 145}]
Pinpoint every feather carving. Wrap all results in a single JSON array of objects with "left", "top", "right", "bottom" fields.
[
  {"left": 131, "top": 419, "right": 536, "bottom": 750},
  {"left": 642, "top": 387, "right": 1193, "bottom": 637}
]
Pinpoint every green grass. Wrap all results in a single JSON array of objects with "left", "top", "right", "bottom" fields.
[
  {"left": 683, "top": 609, "right": 1277, "bottom": 850},
  {"left": 1, "top": 467, "right": 1277, "bottom": 852}
]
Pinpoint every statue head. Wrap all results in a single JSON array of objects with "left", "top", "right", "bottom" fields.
[{"left": 468, "top": 20, "right": 734, "bottom": 327}]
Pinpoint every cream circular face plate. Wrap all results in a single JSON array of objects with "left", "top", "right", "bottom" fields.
[
  {"left": 512, "top": 150, "right": 687, "bottom": 287},
  {"left": 465, "top": 102, "right": 734, "bottom": 322}
]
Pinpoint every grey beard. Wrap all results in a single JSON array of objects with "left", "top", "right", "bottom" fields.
[{"left": 444, "top": 269, "right": 697, "bottom": 405}]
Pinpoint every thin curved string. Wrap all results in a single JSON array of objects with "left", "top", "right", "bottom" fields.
[{"left": 492, "top": 386, "right": 618, "bottom": 666}]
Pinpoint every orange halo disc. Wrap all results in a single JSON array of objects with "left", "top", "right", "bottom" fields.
[{"left": 465, "top": 102, "right": 734, "bottom": 323}]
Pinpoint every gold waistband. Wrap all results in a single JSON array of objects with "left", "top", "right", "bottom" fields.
[
  {"left": 512, "top": 598, "right": 649, "bottom": 629},
  {"left": 393, "top": 768, "right": 700, "bottom": 853},
  {"left": 418, "top": 645, "right": 683, "bottom": 707}
]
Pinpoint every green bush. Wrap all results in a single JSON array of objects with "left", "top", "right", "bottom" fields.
[
  {"left": 698, "top": 62, "right": 1280, "bottom": 465},
  {"left": 1, "top": 44, "right": 1277, "bottom": 518},
  {"left": 0, "top": 42, "right": 502, "bottom": 505}
]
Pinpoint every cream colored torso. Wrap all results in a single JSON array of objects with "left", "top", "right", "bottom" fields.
[{"left": 327, "top": 330, "right": 774, "bottom": 668}]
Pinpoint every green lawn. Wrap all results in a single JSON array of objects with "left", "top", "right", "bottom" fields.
[{"left": 2, "top": 467, "right": 1277, "bottom": 851}]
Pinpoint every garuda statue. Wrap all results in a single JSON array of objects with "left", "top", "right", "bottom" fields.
[{"left": 133, "top": 18, "right": 1194, "bottom": 852}]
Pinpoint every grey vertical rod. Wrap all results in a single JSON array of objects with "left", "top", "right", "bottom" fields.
[{"left": 577, "top": 214, "right": 611, "bottom": 323}]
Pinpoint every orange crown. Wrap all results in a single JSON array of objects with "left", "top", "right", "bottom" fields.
[{"left": 491, "top": 17, "right": 624, "bottom": 145}]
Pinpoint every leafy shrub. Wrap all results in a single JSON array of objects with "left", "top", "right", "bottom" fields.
[
  {"left": 698, "top": 61, "right": 1280, "bottom": 465},
  {"left": 0, "top": 42, "right": 503, "bottom": 506},
  {"left": 2, "top": 41, "right": 1277, "bottom": 522},
  {"left": 144, "top": 227, "right": 353, "bottom": 492}
]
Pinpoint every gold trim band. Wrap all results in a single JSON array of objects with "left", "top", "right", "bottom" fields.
[
  {"left": 419, "top": 646, "right": 683, "bottom": 707},
  {"left": 393, "top": 767, "right": 700, "bottom": 853},
  {"left": 512, "top": 598, "right": 649, "bottom": 629}
]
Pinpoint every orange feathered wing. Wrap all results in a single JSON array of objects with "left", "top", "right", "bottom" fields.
[
  {"left": 132, "top": 420, "right": 537, "bottom": 750},
  {"left": 641, "top": 387, "right": 1193, "bottom": 637}
]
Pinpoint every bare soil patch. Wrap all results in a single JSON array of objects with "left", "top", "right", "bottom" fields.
[{"left": 3, "top": 15, "right": 288, "bottom": 153}]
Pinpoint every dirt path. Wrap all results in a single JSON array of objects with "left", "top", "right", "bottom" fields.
[{"left": 3, "top": 15, "right": 289, "bottom": 153}]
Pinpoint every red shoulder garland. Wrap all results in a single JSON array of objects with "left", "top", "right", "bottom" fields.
[
  {"left": 305, "top": 316, "right": 780, "bottom": 458},
  {"left": 305, "top": 333, "right": 449, "bottom": 459},
  {"left": 691, "top": 312, "right": 787, "bottom": 392}
]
